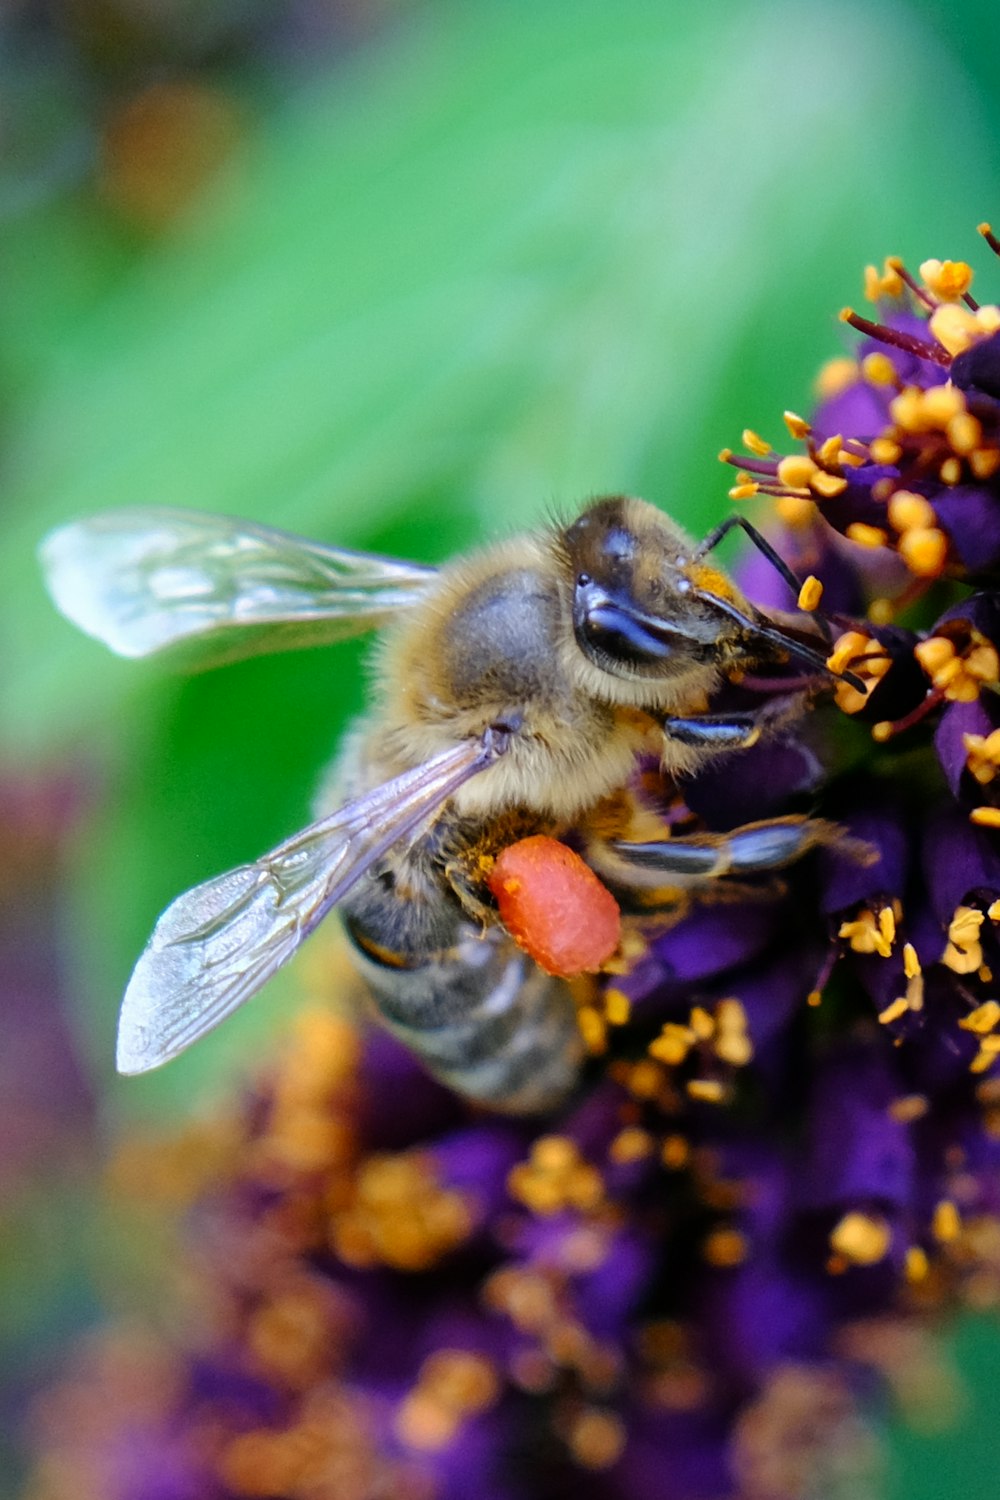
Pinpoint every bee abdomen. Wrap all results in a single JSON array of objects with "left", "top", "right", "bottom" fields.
[{"left": 345, "top": 922, "right": 584, "bottom": 1114}]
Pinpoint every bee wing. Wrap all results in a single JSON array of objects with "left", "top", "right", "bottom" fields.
[
  {"left": 40, "top": 507, "right": 437, "bottom": 664},
  {"left": 117, "top": 739, "right": 499, "bottom": 1074}
]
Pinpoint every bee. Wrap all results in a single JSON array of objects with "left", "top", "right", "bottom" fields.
[{"left": 40, "top": 497, "right": 860, "bottom": 1113}]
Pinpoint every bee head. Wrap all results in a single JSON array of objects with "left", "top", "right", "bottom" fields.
[{"left": 561, "top": 496, "right": 746, "bottom": 682}]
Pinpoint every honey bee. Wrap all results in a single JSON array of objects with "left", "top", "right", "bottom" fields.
[{"left": 41, "top": 498, "right": 858, "bottom": 1112}]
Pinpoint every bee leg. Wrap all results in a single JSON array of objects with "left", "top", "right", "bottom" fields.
[
  {"left": 663, "top": 712, "right": 763, "bottom": 751},
  {"left": 601, "top": 816, "right": 873, "bottom": 887}
]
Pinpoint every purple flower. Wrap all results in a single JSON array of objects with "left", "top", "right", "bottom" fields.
[{"left": 25, "top": 231, "right": 1000, "bottom": 1500}]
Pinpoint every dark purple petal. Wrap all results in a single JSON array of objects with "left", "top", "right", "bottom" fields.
[
  {"left": 818, "top": 803, "right": 910, "bottom": 912},
  {"left": 680, "top": 725, "right": 829, "bottom": 829},
  {"left": 950, "top": 328, "right": 1000, "bottom": 399},
  {"left": 935, "top": 696, "right": 1000, "bottom": 799},
  {"left": 921, "top": 806, "right": 1000, "bottom": 922},
  {"left": 935, "top": 589, "right": 1000, "bottom": 647},
  {"left": 812, "top": 379, "right": 892, "bottom": 445},
  {"left": 801, "top": 1044, "right": 914, "bottom": 1211},
  {"left": 931, "top": 486, "right": 1000, "bottom": 573}
]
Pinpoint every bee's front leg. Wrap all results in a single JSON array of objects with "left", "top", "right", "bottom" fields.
[
  {"left": 663, "top": 692, "right": 813, "bottom": 755},
  {"left": 663, "top": 712, "right": 763, "bottom": 751}
]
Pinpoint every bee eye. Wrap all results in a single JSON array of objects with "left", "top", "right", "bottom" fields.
[{"left": 577, "top": 572, "right": 591, "bottom": 587}]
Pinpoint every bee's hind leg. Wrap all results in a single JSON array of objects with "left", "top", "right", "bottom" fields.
[{"left": 597, "top": 816, "right": 874, "bottom": 890}]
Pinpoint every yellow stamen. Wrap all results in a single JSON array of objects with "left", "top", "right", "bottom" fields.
[
  {"left": 940, "top": 456, "right": 962, "bottom": 485},
  {"left": 878, "top": 997, "right": 909, "bottom": 1025},
  {"left": 689, "top": 1005, "right": 715, "bottom": 1041},
  {"left": 703, "top": 1227, "right": 749, "bottom": 1267},
  {"left": 888, "top": 1094, "right": 928, "bottom": 1123},
  {"left": 604, "top": 988, "right": 631, "bottom": 1026},
  {"left": 649, "top": 1023, "right": 696, "bottom": 1065},
  {"left": 661, "top": 1134, "right": 689, "bottom": 1169},
  {"left": 815, "top": 356, "right": 859, "bottom": 397},
  {"left": 905, "top": 1245, "right": 930, "bottom": 1282},
  {"left": 920, "top": 383, "right": 965, "bottom": 427},
  {"left": 869, "top": 436, "right": 902, "bottom": 465},
  {"left": 776, "top": 454, "right": 818, "bottom": 489},
  {"left": 970, "top": 448, "right": 1000, "bottom": 479},
  {"left": 566, "top": 1408, "right": 626, "bottom": 1471},
  {"left": 887, "top": 490, "right": 937, "bottom": 532},
  {"left": 816, "top": 434, "right": 843, "bottom": 466},
  {"left": 958, "top": 1000, "right": 1000, "bottom": 1034},
  {"left": 963, "top": 729, "right": 1000, "bottom": 785},
  {"left": 932, "top": 1200, "right": 961, "bottom": 1244},
  {"left": 903, "top": 942, "right": 921, "bottom": 979},
  {"left": 729, "top": 482, "right": 760, "bottom": 501},
  {"left": 906, "top": 972, "right": 925, "bottom": 1013},
  {"left": 715, "top": 1031, "right": 753, "bottom": 1067},
  {"left": 783, "top": 410, "right": 811, "bottom": 440},
  {"left": 948, "top": 411, "right": 983, "bottom": 455},
  {"left": 889, "top": 386, "right": 928, "bottom": 433},
  {"left": 919, "top": 258, "right": 974, "bottom": 302},
  {"left": 867, "top": 598, "right": 895, "bottom": 626},
  {"left": 608, "top": 1127, "right": 655, "bottom": 1164},
  {"left": 914, "top": 635, "right": 955, "bottom": 676},
  {"left": 916, "top": 633, "right": 1000, "bottom": 701},
  {"left": 942, "top": 905, "right": 985, "bottom": 974},
  {"left": 846, "top": 522, "right": 889, "bottom": 549},
  {"left": 776, "top": 495, "right": 816, "bottom": 528},
  {"left": 862, "top": 352, "right": 898, "bottom": 387},
  {"left": 971, "top": 806, "right": 1000, "bottom": 829},
  {"left": 797, "top": 575, "right": 823, "bottom": 612},
  {"left": 686, "top": 1079, "right": 726, "bottom": 1103},
  {"left": 741, "top": 429, "right": 772, "bottom": 457},
  {"left": 830, "top": 1211, "right": 892, "bottom": 1265},
  {"left": 898, "top": 526, "right": 948, "bottom": 578},
  {"left": 508, "top": 1136, "right": 605, "bottom": 1216},
  {"left": 839, "top": 909, "right": 893, "bottom": 958},
  {"left": 810, "top": 470, "right": 849, "bottom": 498},
  {"left": 577, "top": 1006, "right": 608, "bottom": 1054},
  {"left": 928, "top": 302, "right": 982, "bottom": 356},
  {"left": 863, "top": 259, "right": 905, "bottom": 301}
]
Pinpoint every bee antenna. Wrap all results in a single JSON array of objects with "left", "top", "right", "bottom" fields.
[{"left": 700, "top": 590, "right": 866, "bottom": 694}]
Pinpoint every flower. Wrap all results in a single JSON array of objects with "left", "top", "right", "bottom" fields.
[{"left": 23, "top": 229, "right": 1000, "bottom": 1499}]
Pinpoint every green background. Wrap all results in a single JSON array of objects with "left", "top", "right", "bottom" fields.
[{"left": 3, "top": 0, "right": 1000, "bottom": 1493}]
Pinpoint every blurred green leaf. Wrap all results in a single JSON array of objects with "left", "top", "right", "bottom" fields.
[{"left": 4, "top": 0, "right": 997, "bottom": 753}]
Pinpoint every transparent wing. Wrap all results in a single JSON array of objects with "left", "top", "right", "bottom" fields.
[
  {"left": 117, "top": 739, "right": 502, "bottom": 1074},
  {"left": 40, "top": 506, "right": 437, "bottom": 663}
]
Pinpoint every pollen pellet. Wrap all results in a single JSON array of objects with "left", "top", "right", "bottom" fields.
[{"left": 489, "top": 837, "right": 621, "bottom": 978}]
